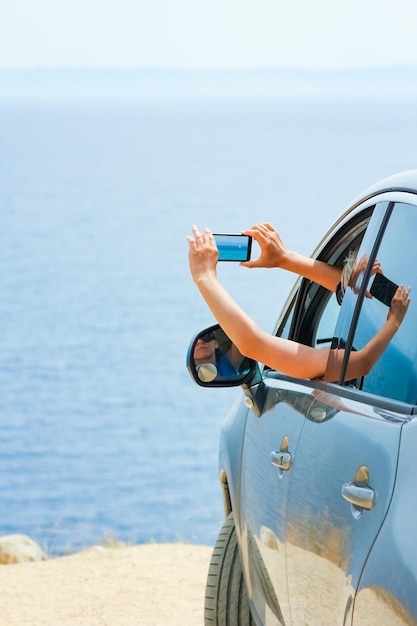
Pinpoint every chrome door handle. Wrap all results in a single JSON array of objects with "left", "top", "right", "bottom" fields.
[
  {"left": 341, "top": 465, "right": 375, "bottom": 511},
  {"left": 270, "top": 435, "right": 292, "bottom": 472},
  {"left": 341, "top": 483, "right": 375, "bottom": 510},
  {"left": 270, "top": 450, "right": 292, "bottom": 471}
]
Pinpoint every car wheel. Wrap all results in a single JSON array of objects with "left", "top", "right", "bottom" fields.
[{"left": 205, "top": 513, "right": 255, "bottom": 626}]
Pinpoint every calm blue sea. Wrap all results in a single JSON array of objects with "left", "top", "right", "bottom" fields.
[{"left": 1, "top": 83, "right": 416, "bottom": 554}]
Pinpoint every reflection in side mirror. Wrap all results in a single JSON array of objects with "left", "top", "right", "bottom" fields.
[{"left": 186, "top": 324, "right": 258, "bottom": 387}]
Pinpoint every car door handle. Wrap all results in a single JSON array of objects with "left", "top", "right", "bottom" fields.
[
  {"left": 341, "top": 465, "right": 375, "bottom": 511},
  {"left": 270, "top": 450, "right": 292, "bottom": 471},
  {"left": 270, "top": 436, "right": 293, "bottom": 472},
  {"left": 341, "top": 483, "right": 375, "bottom": 510}
]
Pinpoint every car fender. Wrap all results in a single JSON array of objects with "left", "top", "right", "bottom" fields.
[{"left": 218, "top": 392, "right": 251, "bottom": 536}]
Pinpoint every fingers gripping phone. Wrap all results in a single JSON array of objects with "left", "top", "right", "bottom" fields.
[
  {"left": 213, "top": 234, "right": 252, "bottom": 262},
  {"left": 370, "top": 273, "right": 398, "bottom": 306}
]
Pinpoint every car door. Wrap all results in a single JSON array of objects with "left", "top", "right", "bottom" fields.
[
  {"left": 285, "top": 389, "right": 408, "bottom": 625},
  {"left": 238, "top": 203, "right": 375, "bottom": 625},
  {"left": 285, "top": 198, "right": 417, "bottom": 624},
  {"left": 239, "top": 200, "right": 398, "bottom": 626},
  {"left": 240, "top": 376, "right": 313, "bottom": 626}
]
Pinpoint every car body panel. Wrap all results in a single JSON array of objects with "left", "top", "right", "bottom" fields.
[
  {"left": 218, "top": 393, "right": 251, "bottom": 534},
  {"left": 234, "top": 373, "right": 413, "bottom": 625},
  {"left": 286, "top": 388, "right": 408, "bottom": 624},
  {"left": 240, "top": 378, "right": 312, "bottom": 625},
  {"left": 353, "top": 417, "right": 417, "bottom": 626}
]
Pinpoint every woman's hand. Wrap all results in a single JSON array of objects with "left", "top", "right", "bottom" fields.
[
  {"left": 387, "top": 285, "right": 411, "bottom": 329},
  {"left": 187, "top": 225, "right": 218, "bottom": 283},
  {"left": 348, "top": 255, "right": 383, "bottom": 298},
  {"left": 241, "top": 222, "right": 289, "bottom": 268},
  {"left": 241, "top": 221, "right": 341, "bottom": 291}
]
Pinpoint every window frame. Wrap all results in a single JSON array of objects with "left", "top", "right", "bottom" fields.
[
  {"left": 273, "top": 192, "right": 417, "bottom": 409},
  {"left": 287, "top": 205, "right": 374, "bottom": 350},
  {"left": 348, "top": 201, "right": 417, "bottom": 403}
]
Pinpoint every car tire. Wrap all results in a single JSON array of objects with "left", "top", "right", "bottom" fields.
[{"left": 205, "top": 513, "right": 255, "bottom": 626}]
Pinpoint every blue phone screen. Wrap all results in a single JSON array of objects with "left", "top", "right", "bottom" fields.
[{"left": 214, "top": 234, "right": 251, "bottom": 261}]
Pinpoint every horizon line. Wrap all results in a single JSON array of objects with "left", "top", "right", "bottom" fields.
[{"left": 1, "top": 64, "right": 417, "bottom": 73}]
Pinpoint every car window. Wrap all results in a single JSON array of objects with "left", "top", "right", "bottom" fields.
[
  {"left": 290, "top": 206, "right": 373, "bottom": 350},
  {"left": 276, "top": 292, "right": 297, "bottom": 340},
  {"left": 348, "top": 203, "right": 417, "bottom": 403},
  {"left": 274, "top": 201, "right": 417, "bottom": 403},
  {"left": 314, "top": 291, "right": 339, "bottom": 348},
  {"left": 324, "top": 202, "right": 389, "bottom": 385}
]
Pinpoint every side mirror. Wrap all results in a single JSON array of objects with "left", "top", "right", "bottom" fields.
[{"left": 186, "top": 324, "right": 258, "bottom": 387}]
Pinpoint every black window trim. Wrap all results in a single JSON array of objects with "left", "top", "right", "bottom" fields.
[
  {"left": 338, "top": 201, "right": 394, "bottom": 384},
  {"left": 287, "top": 204, "right": 374, "bottom": 347}
]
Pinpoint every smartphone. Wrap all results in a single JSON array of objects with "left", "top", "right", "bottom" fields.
[
  {"left": 213, "top": 234, "right": 252, "bottom": 262},
  {"left": 370, "top": 273, "right": 398, "bottom": 306}
]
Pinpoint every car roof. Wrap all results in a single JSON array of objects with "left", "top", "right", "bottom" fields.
[
  {"left": 312, "top": 170, "right": 417, "bottom": 260},
  {"left": 353, "top": 169, "right": 417, "bottom": 205}
]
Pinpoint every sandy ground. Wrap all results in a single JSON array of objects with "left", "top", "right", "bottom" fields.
[{"left": 0, "top": 543, "right": 213, "bottom": 626}]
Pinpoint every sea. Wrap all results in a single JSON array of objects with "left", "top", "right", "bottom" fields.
[{"left": 1, "top": 69, "right": 416, "bottom": 555}]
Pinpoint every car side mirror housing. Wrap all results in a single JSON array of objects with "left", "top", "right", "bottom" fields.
[{"left": 186, "top": 324, "right": 260, "bottom": 388}]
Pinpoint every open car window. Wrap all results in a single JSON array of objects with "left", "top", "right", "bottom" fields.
[{"left": 287, "top": 205, "right": 374, "bottom": 351}]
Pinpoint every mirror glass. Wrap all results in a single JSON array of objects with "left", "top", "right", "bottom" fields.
[{"left": 187, "top": 325, "right": 256, "bottom": 387}]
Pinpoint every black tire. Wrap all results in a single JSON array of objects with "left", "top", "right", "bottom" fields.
[{"left": 205, "top": 513, "right": 255, "bottom": 626}]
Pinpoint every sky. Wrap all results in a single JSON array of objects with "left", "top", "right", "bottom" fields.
[{"left": 1, "top": 0, "right": 417, "bottom": 70}]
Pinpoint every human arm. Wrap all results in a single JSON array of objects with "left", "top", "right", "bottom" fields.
[
  {"left": 241, "top": 222, "right": 341, "bottom": 292},
  {"left": 335, "top": 285, "right": 411, "bottom": 381},
  {"left": 188, "top": 225, "right": 330, "bottom": 379}
]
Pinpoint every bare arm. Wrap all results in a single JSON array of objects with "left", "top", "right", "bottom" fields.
[
  {"left": 241, "top": 223, "right": 341, "bottom": 292},
  {"left": 188, "top": 226, "right": 330, "bottom": 379},
  {"left": 344, "top": 285, "right": 411, "bottom": 380},
  {"left": 326, "top": 285, "right": 411, "bottom": 381}
]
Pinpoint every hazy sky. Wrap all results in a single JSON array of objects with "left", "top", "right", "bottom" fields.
[{"left": 1, "top": 0, "right": 417, "bottom": 70}]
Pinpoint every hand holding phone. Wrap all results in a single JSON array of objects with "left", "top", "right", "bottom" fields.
[
  {"left": 370, "top": 273, "right": 399, "bottom": 306},
  {"left": 213, "top": 234, "right": 252, "bottom": 262}
]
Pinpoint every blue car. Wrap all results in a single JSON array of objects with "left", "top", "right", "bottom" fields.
[{"left": 187, "top": 170, "right": 417, "bottom": 626}]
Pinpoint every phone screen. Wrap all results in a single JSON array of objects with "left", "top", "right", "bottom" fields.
[
  {"left": 370, "top": 273, "right": 398, "bottom": 306},
  {"left": 213, "top": 234, "right": 252, "bottom": 262}
]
